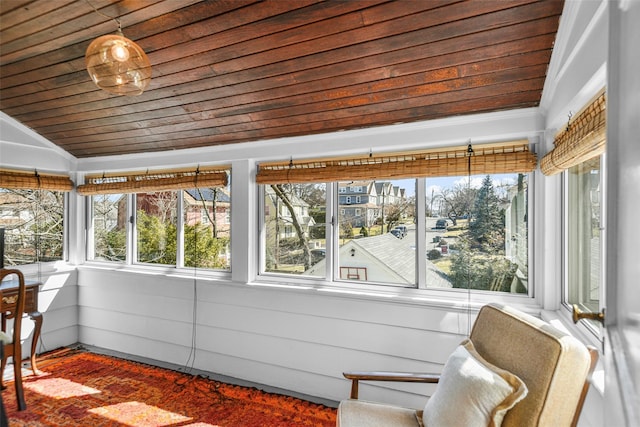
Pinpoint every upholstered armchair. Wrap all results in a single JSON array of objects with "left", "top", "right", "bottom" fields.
[{"left": 337, "top": 303, "right": 598, "bottom": 427}]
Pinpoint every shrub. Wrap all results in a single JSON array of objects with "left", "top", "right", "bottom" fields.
[{"left": 427, "top": 249, "right": 442, "bottom": 260}]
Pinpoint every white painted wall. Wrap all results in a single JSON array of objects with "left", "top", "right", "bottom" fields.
[
  {"left": 0, "top": 1, "right": 620, "bottom": 423},
  {"left": 11, "top": 264, "right": 79, "bottom": 361},
  {"left": 76, "top": 267, "right": 473, "bottom": 408}
]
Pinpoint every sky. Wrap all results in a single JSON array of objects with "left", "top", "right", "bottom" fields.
[{"left": 394, "top": 174, "right": 519, "bottom": 199}]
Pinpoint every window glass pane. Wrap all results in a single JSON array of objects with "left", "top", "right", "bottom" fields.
[
  {"left": 263, "top": 184, "right": 326, "bottom": 275},
  {"left": 333, "top": 179, "right": 416, "bottom": 286},
  {"left": 0, "top": 189, "right": 64, "bottom": 266},
  {"left": 567, "top": 157, "right": 601, "bottom": 312},
  {"left": 136, "top": 191, "right": 178, "bottom": 265},
  {"left": 91, "top": 194, "right": 126, "bottom": 262},
  {"left": 425, "top": 174, "right": 528, "bottom": 293},
  {"left": 183, "top": 186, "right": 231, "bottom": 270}
]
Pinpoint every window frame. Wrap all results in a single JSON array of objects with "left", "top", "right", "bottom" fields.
[
  {"left": 257, "top": 173, "right": 535, "bottom": 299},
  {"left": 0, "top": 188, "right": 68, "bottom": 268},
  {"left": 85, "top": 188, "right": 232, "bottom": 275},
  {"left": 561, "top": 153, "right": 607, "bottom": 335}
]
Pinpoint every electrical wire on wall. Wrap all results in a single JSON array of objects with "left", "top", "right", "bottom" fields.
[
  {"left": 184, "top": 195, "right": 199, "bottom": 373},
  {"left": 35, "top": 187, "right": 47, "bottom": 356},
  {"left": 466, "top": 143, "right": 474, "bottom": 337}
]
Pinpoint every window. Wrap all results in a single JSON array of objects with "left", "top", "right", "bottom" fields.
[
  {"left": 336, "top": 178, "right": 415, "bottom": 286},
  {"left": 425, "top": 174, "right": 529, "bottom": 293},
  {"left": 136, "top": 192, "right": 178, "bottom": 265},
  {"left": 183, "top": 188, "right": 231, "bottom": 270},
  {"left": 262, "top": 184, "right": 326, "bottom": 276},
  {"left": 564, "top": 156, "right": 602, "bottom": 321},
  {"left": 257, "top": 142, "right": 535, "bottom": 291},
  {"left": 90, "top": 194, "right": 126, "bottom": 263},
  {"left": 85, "top": 168, "right": 231, "bottom": 271},
  {"left": 200, "top": 208, "right": 210, "bottom": 225},
  {"left": 540, "top": 93, "right": 606, "bottom": 331},
  {"left": 0, "top": 188, "right": 65, "bottom": 266}
]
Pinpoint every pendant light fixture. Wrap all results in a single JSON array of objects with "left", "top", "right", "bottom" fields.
[{"left": 85, "top": 4, "right": 151, "bottom": 96}]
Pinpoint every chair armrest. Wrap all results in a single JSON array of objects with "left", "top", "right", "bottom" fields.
[{"left": 343, "top": 371, "right": 440, "bottom": 399}]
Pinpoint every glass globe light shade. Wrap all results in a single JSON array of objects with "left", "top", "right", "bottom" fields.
[{"left": 85, "top": 33, "right": 151, "bottom": 96}]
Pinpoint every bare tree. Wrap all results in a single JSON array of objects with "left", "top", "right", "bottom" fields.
[
  {"left": 271, "top": 184, "right": 312, "bottom": 270},
  {"left": 439, "top": 184, "right": 476, "bottom": 226}
]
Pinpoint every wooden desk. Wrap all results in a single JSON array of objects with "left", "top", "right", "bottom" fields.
[{"left": 0, "top": 280, "right": 42, "bottom": 373}]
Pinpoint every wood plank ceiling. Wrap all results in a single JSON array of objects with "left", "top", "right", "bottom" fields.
[{"left": 0, "top": 0, "right": 564, "bottom": 159}]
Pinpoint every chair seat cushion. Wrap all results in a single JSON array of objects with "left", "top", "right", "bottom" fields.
[
  {"left": 423, "top": 339, "right": 528, "bottom": 427},
  {"left": 337, "top": 399, "right": 423, "bottom": 427}
]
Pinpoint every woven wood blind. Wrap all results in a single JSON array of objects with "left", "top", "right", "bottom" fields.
[
  {"left": 541, "top": 93, "right": 606, "bottom": 176},
  {"left": 256, "top": 142, "right": 536, "bottom": 184},
  {"left": 77, "top": 167, "right": 229, "bottom": 195},
  {"left": 0, "top": 169, "right": 74, "bottom": 191}
]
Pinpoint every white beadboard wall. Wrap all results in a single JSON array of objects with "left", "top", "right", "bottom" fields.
[
  {"left": 77, "top": 267, "right": 473, "bottom": 408},
  {"left": 18, "top": 267, "right": 79, "bottom": 359}
]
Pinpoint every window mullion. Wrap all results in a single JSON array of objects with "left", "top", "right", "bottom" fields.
[
  {"left": 128, "top": 193, "right": 136, "bottom": 265},
  {"left": 416, "top": 179, "right": 427, "bottom": 289},
  {"left": 176, "top": 191, "right": 185, "bottom": 268},
  {"left": 326, "top": 182, "right": 335, "bottom": 281}
]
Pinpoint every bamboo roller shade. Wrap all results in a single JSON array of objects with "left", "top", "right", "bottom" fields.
[
  {"left": 77, "top": 167, "right": 229, "bottom": 195},
  {"left": 256, "top": 142, "right": 536, "bottom": 184},
  {"left": 541, "top": 93, "right": 606, "bottom": 176},
  {"left": 0, "top": 169, "right": 74, "bottom": 191}
]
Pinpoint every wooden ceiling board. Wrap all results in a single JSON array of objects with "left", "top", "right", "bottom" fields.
[{"left": 0, "top": 0, "right": 564, "bottom": 158}]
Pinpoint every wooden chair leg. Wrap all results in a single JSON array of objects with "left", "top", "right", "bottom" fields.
[
  {"left": 0, "top": 353, "right": 5, "bottom": 390},
  {"left": 13, "top": 359, "right": 25, "bottom": 410}
]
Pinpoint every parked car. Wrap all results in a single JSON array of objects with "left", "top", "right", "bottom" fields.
[
  {"left": 390, "top": 228, "right": 404, "bottom": 239},
  {"left": 433, "top": 219, "right": 448, "bottom": 230},
  {"left": 394, "top": 225, "right": 408, "bottom": 235},
  {"left": 391, "top": 225, "right": 407, "bottom": 239},
  {"left": 310, "top": 248, "right": 326, "bottom": 263}
]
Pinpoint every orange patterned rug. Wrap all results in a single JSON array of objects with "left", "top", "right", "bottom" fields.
[{"left": 4, "top": 348, "right": 336, "bottom": 426}]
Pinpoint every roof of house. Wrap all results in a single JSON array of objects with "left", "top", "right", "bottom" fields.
[{"left": 185, "top": 188, "right": 231, "bottom": 203}]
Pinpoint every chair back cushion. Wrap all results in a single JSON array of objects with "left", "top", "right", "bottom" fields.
[
  {"left": 422, "top": 339, "right": 527, "bottom": 427},
  {"left": 470, "top": 304, "right": 591, "bottom": 427}
]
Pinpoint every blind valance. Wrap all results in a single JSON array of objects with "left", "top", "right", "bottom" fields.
[
  {"left": 77, "top": 167, "right": 229, "bottom": 195},
  {"left": 0, "top": 169, "right": 74, "bottom": 191},
  {"left": 540, "top": 93, "right": 606, "bottom": 176},
  {"left": 256, "top": 142, "right": 536, "bottom": 184}
]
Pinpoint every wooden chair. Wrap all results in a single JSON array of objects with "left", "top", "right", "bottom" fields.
[
  {"left": 0, "top": 268, "right": 27, "bottom": 411},
  {"left": 338, "top": 303, "right": 598, "bottom": 427}
]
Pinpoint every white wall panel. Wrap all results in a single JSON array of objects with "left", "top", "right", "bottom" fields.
[
  {"left": 77, "top": 267, "right": 468, "bottom": 407},
  {"left": 10, "top": 268, "right": 80, "bottom": 360}
]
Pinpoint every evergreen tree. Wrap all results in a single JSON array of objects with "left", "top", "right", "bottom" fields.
[{"left": 469, "top": 175, "right": 504, "bottom": 251}]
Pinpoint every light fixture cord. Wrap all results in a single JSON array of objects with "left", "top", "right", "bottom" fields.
[{"left": 86, "top": 0, "right": 121, "bottom": 32}]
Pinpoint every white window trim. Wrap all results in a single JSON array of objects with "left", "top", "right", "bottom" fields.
[{"left": 257, "top": 175, "right": 535, "bottom": 302}]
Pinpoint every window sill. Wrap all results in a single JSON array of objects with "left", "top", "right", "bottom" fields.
[
  {"left": 78, "top": 261, "right": 232, "bottom": 281},
  {"left": 251, "top": 275, "right": 541, "bottom": 314}
]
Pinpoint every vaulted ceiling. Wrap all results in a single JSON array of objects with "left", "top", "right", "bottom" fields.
[{"left": 0, "top": 0, "right": 564, "bottom": 159}]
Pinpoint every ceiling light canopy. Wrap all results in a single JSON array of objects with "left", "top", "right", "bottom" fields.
[{"left": 85, "top": 27, "right": 151, "bottom": 96}]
